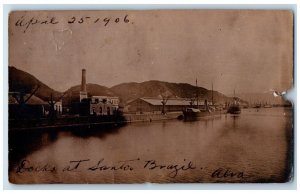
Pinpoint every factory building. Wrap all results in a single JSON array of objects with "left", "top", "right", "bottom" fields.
[
  {"left": 90, "top": 96, "right": 120, "bottom": 115},
  {"left": 73, "top": 69, "right": 120, "bottom": 116}
]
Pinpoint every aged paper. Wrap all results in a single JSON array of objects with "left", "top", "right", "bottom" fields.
[{"left": 8, "top": 10, "right": 293, "bottom": 184}]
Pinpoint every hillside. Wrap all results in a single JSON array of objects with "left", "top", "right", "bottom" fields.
[
  {"left": 9, "top": 66, "right": 62, "bottom": 101},
  {"left": 9, "top": 66, "right": 234, "bottom": 106},
  {"left": 65, "top": 83, "right": 116, "bottom": 97},
  {"left": 62, "top": 83, "right": 116, "bottom": 106},
  {"left": 111, "top": 80, "right": 231, "bottom": 104}
]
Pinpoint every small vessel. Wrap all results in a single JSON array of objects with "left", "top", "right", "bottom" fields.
[
  {"left": 183, "top": 81, "right": 223, "bottom": 121},
  {"left": 254, "top": 104, "right": 261, "bottom": 108},
  {"left": 227, "top": 103, "right": 241, "bottom": 114},
  {"left": 264, "top": 104, "right": 272, "bottom": 108},
  {"left": 183, "top": 105, "right": 222, "bottom": 120},
  {"left": 183, "top": 107, "right": 202, "bottom": 118},
  {"left": 227, "top": 89, "right": 241, "bottom": 115}
]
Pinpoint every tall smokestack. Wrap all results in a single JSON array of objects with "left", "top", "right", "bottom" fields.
[{"left": 81, "top": 69, "right": 86, "bottom": 92}]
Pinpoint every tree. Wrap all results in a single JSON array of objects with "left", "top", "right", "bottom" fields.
[
  {"left": 159, "top": 90, "right": 173, "bottom": 114},
  {"left": 47, "top": 92, "right": 66, "bottom": 121}
]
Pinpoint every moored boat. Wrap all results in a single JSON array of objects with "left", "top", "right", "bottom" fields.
[
  {"left": 183, "top": 106, "right": 224, "bottom": 121},
  {"left": 227, "top": 89, "right": 241, "bottom": 115},
  {"left": 227, "top": 104, "right": 241, "bottom": 114},
  {"left": 182, "top": 80, "right": 225, "bottom": 121},
  {"left": 264, "top": 104, "right": 272, "bottom": 108}
]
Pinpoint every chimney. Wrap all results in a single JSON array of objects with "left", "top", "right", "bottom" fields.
[{"left": 81, "top": 69, "right": 86, "bottom": 92}]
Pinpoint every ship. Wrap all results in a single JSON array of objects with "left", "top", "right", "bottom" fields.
[
  {"left": 264, "top": 104, "right": 272, "bottom": 108},
  {"left": 263, "top": 101, "right": 272, "bottom": 108},
  {"left": 182, "top": 80, "right": 225, "bottom": 121},
  {"left": 227, "top": 89, "right": 241, "bottom": 115},
  {"left": 227, "top": 103, "right": 241, "bottom": 114},
  {"left": 254, "top": 104, "right": 262, "bottom": 108},
  {"left": 183, "top": 105, "right": 223, "bottom": 121}
]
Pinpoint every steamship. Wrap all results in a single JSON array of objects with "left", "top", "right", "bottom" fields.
[
  {"left": 227, "top": 90, "right": 241, "bottom": 115},
  {"left": 182, "top": 81, "right": 225, "bottom": 121}
]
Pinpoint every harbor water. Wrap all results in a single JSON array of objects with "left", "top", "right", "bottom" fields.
[{"left": 9, "top": 107, "right": 293, "bottom": 183}]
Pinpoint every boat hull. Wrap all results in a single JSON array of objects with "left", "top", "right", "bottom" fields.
[
  {"left": 227, "top": 105, "right": 241, "bottom": 115},
  {"left": 183, "top": 110, "right": 225, "bottom": 121}
]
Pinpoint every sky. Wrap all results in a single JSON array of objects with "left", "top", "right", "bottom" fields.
[{"left": 9, "top": 10, "right": 293, "bottom": 95}]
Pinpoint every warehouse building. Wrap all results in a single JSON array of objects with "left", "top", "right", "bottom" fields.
[{"left": 126, "top": 97, "right": 211, "bottom": 113}]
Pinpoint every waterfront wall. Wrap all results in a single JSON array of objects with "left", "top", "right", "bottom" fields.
[{"left": 124, "top": 112, "right": 182, "bottom": 123}]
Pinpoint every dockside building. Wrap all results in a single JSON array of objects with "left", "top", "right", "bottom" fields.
[
  {"left": 72, "top": 69, "right": 120, "bottom": 116},
  {"left": 126, "top": 97, "right": 212, "bottom": 113}
]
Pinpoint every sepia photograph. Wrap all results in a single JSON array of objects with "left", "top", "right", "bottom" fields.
[{"left": 8, "top": 9, "right": 294, "bottom": 184}]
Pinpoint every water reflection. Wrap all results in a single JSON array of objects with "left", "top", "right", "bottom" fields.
[
  {"left": 69, "top": 124, "right": 125, "bottom": 139},
  {"left": 9, "top": 108, "right": 293, "bottom": 183},
  {"left": 231, "top": 115, "right": 240, "bottom": 128},
  {"left": 9, "top": 130, "right": 59, "bottom": 171}
]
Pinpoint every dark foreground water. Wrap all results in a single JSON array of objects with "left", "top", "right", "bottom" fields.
[{"left": 9, "top": 107, "right": 293, "bottom": 183}]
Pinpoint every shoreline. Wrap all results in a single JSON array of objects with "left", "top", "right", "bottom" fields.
[
  {"left": 8, "top": 112, "right": 183, "bottom": 132},
  {"left": 9, "top": 107, "right": 291, "bottom": 132}
]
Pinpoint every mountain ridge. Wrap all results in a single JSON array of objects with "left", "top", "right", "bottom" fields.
[
  {"left": 9, "top": 66, "right": 233, "bottom": 104},
  {"left": 9, "top": 66, "right": 62, "bottom": 102}
]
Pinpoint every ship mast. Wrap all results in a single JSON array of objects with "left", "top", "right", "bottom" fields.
[
  {"left": 196, "top": 79, "right": 199, "bottom": 108},
  {"left": 234, "top": 89, "right": 236, "bottom": 104},
  {"left": 212, "top": 82, "right": 214, "bottom": 106}
]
